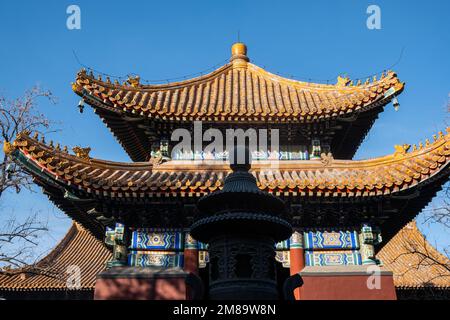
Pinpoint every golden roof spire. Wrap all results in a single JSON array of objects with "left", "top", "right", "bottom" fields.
[{"left": 230, "top": 42, "right": 249, "bottom": 62}]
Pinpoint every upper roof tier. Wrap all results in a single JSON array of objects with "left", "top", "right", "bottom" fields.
[
  {"left": 72, "top": 43, "right": 404, "bottom": 123},
  {"left": 71, "top": 43, "right": 405, "bottom": 161}
]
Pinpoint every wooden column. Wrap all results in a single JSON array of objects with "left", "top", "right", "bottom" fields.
[
  {"left": 289, "top": 231, "right": 304, "bottom": 300},
  {"left": 184, "top": 232, "right": 199, "bottom": 275}
]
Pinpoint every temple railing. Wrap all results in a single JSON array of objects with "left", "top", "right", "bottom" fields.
[{"left": 154, "top": 150, "right": 330, "bottom": 162}]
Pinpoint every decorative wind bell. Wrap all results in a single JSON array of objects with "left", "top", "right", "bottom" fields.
[
  {"left": 78, "top": 99, "right": 85, "bottom": 113},
  {"left": 392, "top": 96, "right": 400, "bottom": 111}
]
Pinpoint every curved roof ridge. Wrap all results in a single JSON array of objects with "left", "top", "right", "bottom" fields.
[
  {"left": 75, "top": 62, "right": 234, "bottom": 91},
  {"left": 7, "top": 128, "right": 450, "bottom": 172},
  {"left": 246, "top": 62, "right": 398, "bottom": 91},
  {"left": 74, "top": 61, "right": 399, "bottom": 92},
  {"left": 72, "top": 52, "right": 404, "bottom": 123},
  {"left": 5, "top": 127, "right": 450, "bottom": 202},
  {"left": 377, "top": 221, "right": 450, "bottom": 288},
  {"left": 0, "top": 223, "right": 78, "bottom": 277},
  {"left": 35, "top": 222, "right": 79, "bottom": 269},
  {"left": 7, "top": 131, "right": 154, "bottom": 170},
  {"left": 408, "top": 221, "right": 450, "bottom": 269},
  {"left": 0, "top": 222, "right": 111, "bottom": 290}
]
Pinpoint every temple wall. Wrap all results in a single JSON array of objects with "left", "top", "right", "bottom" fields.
[
  {"left": 94, "top": 270, "right": 187, "bottom": 300},
  {"left": 299, "top": 266, "right": 397, "bottom": 300},
  {"left": 100, "top": 223, "right": 390, "bottom": 300},
  {"left": 103, "top": 224, "right": 382, "bottom": 275}
]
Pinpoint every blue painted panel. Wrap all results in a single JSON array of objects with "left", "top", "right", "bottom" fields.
[
  {"left": 305, "top": 251, "right": 362, "bottom": 266},
  {"left": 128, "top": 251, "right": 184, "bottom": 267},
  {"left": 130, "top": 229, "right": 183, "bottom": 250},
  {"left": 304, "top": 231, "right": 359, "bottom": 250}
]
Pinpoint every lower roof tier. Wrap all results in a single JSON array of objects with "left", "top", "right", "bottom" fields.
[{"left": 4, "top": 129, "right": 450, "bottom": 242}]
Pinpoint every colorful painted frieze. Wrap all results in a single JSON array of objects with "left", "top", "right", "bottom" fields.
[
  {"left": 128, "top": 251, "right": 184, "bottom": 268},
  {"left": 304, "top": 230, "right": 359, "bottom": 250},
  {"left": 305, "top": 250, "right": 362, "bottom": 266},
  {"left": 130, "top": 229, "right": 184, "bottom": 250}
]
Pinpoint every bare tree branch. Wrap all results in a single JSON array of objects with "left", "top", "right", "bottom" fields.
[
  {"left": 0, "top": 213, "right": 48, "bottom": 269},
  {"left": 0, "top": 86, "right": 56, "bottom": 271},
  {"left": 0, "top": 86, "right": 57, "bottom": 199},
  {"left": 392, "top": 184, "right": 450, "bottom": 295}
]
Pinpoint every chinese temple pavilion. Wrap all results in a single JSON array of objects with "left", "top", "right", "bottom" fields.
[{"left": 1, "top": 43, "right": 449, "bottom": 299}]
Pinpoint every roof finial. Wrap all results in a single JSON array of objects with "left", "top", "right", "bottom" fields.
[{"left": 230, "top": 42, "right": 249, "bottom": 63}]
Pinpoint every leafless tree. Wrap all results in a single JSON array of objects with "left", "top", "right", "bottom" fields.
[
  {"left": 0, "top": 86, "right": 56, "bottom": 198},
  {"left": 392, "top": 219, "right": 450, "bottom": 299},
  {"left": 0, "top": 213, "right": 48, "bottom": 269},
  {"left": 395, "top": 215, "right": 450, "bottom": 273},
  {"left": 393, "top": 96, "right": 450, "bottom": 292},
  {"left": 0, "top": 86, "right": 57, "bottom": 271},
  {"left": 416, "top": 184, "right": 450, "bottom": 262}
]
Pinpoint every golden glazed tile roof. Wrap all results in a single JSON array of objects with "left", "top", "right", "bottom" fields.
[
  {"left": 72, "top": 45, "right": 404, "bottom": 122},
  {"left": 377, "top": 221, "right": 450, "bottom": 288},
  {"left": 7, "top": 129, "right": 450, "bottom": 199},
  {"left": 0, "top": 223, "right": 111, "bottom": 291}
]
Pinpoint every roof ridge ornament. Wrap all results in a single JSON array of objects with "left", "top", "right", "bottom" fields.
[
  {"left": 394, "top": 144, "right": 411, "bottom": 157},
  {"left": 127, "top": 75, "right": 141, "bottom": 88},
  {"left": 320, "top": 152, "right": 334, "bottom": 166},
  {"left": 72, "top": 146, "right": 91, "bottom": 160},
  {"left": 336, "top": 75, "right": 351, "bottom": 86},
  {"left": 230, "top": 42, "right": 249, "bottom": 63},
  {"left": 3, "top": 141, "right": 15, "bottom": 155}
]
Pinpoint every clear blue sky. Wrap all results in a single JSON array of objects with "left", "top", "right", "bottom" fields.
[{"left": 0, "top": 0, "right": 449, "bottom": 261}]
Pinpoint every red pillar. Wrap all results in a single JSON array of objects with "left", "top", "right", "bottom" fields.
[
  {"left": 289, "top": 231, "right": 304, "bottom": 300},
  {"left": 184, "top": 233, "right": 199, "bottom": 300},
  {"left": 184, "top": 233, "right": 199, "bottom": 275}
]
